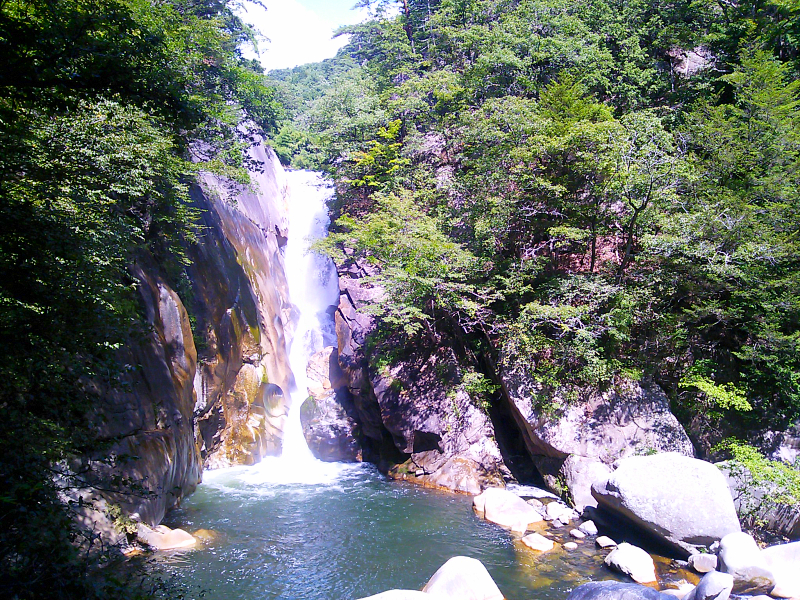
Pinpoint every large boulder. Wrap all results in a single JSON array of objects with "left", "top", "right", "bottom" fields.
[
  {"left": 421, "top": 556, "right": 504, "bottom": 600},
  {"left": 592, "top": 453, "right": 741, "bottom": 556},
  {"left": 567, "top": 581, "right": 675, "bottom": 600},
  {"left": 682, "top": 571, "right": 733, "bottom": 600},
  {"left": 604, "top": 543, "right": 658, "bottom": 584},
  {"left": 760, "top": 541, "right": 800, "bottom": 598},
  {"left": 474, "top": 487, "right": 544, "bottom": 533},
  {"left": 718, "top": 532, "right": 775, "bottom": 595},
  {"left": 502, "top": 372, "right": 694, "bottom": 507}
]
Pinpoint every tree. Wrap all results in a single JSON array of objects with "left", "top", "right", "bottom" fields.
[{"left": 0, "top": 0, "right": 280, "bottom": 596}]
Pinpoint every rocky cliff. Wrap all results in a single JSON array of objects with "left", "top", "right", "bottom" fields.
[
  {"left": 304, "top": 258, "right": 695, "bottom": 501},
  {"left": 83, "top": 141, "right": 295, "bottom": 535}
]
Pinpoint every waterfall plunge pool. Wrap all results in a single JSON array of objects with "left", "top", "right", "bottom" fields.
[{"left": 159, "top": 461, "right": 630, "bottom": 600}]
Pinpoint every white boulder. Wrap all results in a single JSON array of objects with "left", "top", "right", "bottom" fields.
[
  {"left": 604, "top": 542, "right": 658, "bottom": 584},
  {"left": 473, "top": 487, "right": 543, "bottom": 532},
  {"left": 596, "top": 535, "right": 617, "bottom": 548},
  {"left": 718, "top": 532, "right": 775, "bottom": 594},
  {"left": 688, "top": 553, "right": 718, "bottom": 574},
  {"left": 592, "top": 453, "right": 741, "bottom": 556},
  {"left": 521, "top": 532, "right": 555, "bottom": 552},
  {"left": 421, "top": 556, "right": 504, "bottom": 600},
  {"left": 761, "top": 541, "right": 800, "bottom": 599},
  {"left": 579, "top": 520, "right": 599, "bottom": 536}
]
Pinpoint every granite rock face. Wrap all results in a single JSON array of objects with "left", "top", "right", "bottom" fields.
[
  {"left": 83, "top": 264, "right": 203, "bottom": 528},
  {"left": 83, "top": 142, "right": 296, "bottom": 536},
  {"left": 331, "top": 260, "right": 508, "bottom": 493},
  {"left": 592, "top": 453, "right": 741, "bottom": 556},
  {"left": 502, "top": 371, "right": 694, "bottom": 507},
  {"left": 189, "top": 143, "right": 294, "bottom": 468}
]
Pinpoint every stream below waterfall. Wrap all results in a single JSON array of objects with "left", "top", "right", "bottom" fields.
[{"left": 158, "top": 170, "right": 688, "bottom": 600}]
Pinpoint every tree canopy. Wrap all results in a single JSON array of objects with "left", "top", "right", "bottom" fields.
[{"left": 282, "top": 0, "right": 800, "bottom": 457}]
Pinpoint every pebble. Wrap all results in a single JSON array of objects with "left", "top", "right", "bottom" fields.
[
  {"left": 570, "top": 528, "right": 586, "bottom": 539},
  {"left": 578, "top": 520, "right": 598, "bottom": 536},
  {"left": 565, "top": 542, "right": 578, "bottom": 550}
]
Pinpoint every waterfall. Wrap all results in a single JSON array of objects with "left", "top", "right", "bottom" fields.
[
  {"left": 231, "top": 170, "right": 345, "bottom": 486},
  {"left": 280, "top": 169, "right": 340, "bottom": 461}
]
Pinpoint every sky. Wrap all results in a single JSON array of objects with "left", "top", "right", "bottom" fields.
[{"left": 236, "top": 0, "right": 369, "bottom": 72}]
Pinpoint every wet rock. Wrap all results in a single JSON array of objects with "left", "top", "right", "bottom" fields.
[
  {"left": 474, "top": 487, "right": 543, "bottom": 532},
  {"left": 522, "top": 533, "right": 556, "bottom": 552},
  {"left": 597, "top": 536, "right": 618, "bottom": 548},
  {"left": 592, "top": 453, "right": 741, "bottom": 556},
  {"left": 604, "top": 542, "right": 658, "bottom": 584},
  {"left": 393, "top": 456, "right": 487, "bottom": 495},
  {"left": 579, "top": 520, "right": 599, "bottom": 536},
  {"left": 570, "top": 529, "right": 586, "bottom": 539},
  {"left": 300, "top": 347, "right": 362, "bottom": 462},
  {"left": 718, "top": 532, "right": 775, "bottom": 595},
  {"left": 682, "top": 571, "right": 733, "bottom": 600},
  {"left": 137, "top": 524, "right": 197, "bottom": 550},
  {"left": 192, "top": 529, "right": 220, "bottom": 545},
  {"left": 761, "top": 541, "right": 800, "bottom": 598},
  {"left": 565, "top": 542, "right": 579, "bottom": 550},
  {"left": 501, "top": 372, "right": 694, "bottom": 506},
  {"left": 421, "top": 556, "right": 504, "bottom": 600},
  {"left": 688, "top": 553, "right": 717, "bottom": 574},
  {"left": 527, "top": 498, "right": 545, "bottom": 512},
  {"left": 567, "top": 581, "right": 674, "bottom": 600}
]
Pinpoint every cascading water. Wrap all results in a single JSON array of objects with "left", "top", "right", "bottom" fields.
[
  {"left": 227, "top": 170, "right": 349, "bottom": 486},
  {"left": 280, "top": 170, "right": 340, "bottom": 462}
]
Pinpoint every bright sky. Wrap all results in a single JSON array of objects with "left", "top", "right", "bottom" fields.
[{"left": 237, "top": 0, "right": 368, "bottom": 72}]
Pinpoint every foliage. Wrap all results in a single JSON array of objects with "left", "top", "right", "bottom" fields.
[
  {"left": 0, "top": 0, "right": 279, "bottom": 596},
  {"left": 717, "top": 439, "right": 800, "bottom": 529},
  {"left": 286, "top": 0, "right": 800, "bottom": 456}
]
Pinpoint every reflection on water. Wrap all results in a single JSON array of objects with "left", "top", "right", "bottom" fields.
[{"left": 160, "top": 462, "right": 638, "bottom": 600}]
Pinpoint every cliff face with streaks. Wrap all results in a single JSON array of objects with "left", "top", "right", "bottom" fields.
[{"left": 83, "top": 142, "right": 295, "bottom": 532}]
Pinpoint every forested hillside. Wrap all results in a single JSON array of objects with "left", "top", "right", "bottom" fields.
[
  {"left": 277, "top": 0, "right": 800, "bottom": 460},
  {"left": 0, "top": 0, "right": 280, "bottom": 596}
]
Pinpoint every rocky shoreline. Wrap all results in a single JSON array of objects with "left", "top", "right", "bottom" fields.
[{"left": 358, "top": 458, "right": 799, "bottom": 599}]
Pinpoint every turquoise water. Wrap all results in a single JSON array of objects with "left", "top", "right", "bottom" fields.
[{"left": 158, "top": 462, "right": 647, "bottom": 600}]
